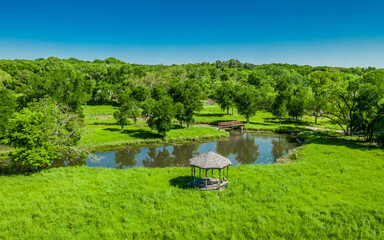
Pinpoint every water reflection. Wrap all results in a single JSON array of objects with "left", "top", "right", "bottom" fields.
[
  {"left": 171, "top": 144, "right": 200, "bottom": 167},
  {"left": 271, "top": 136, "right": 298, "bottom": 160},
  {"left": 87, "top": 132, "right": 301, "bottom": 169},
  {"left": 143, "top": 147, "right": 173, "bottom": 168},
  {"left": 115, "top": 149, "right": 141, "bottom": 168},
  {"left": 216, "top": 133, "right": 260, "bottom": 165}
]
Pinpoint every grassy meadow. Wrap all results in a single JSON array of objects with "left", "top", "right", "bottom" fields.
[{"left": 0, "top": 136, "right": 383, "bottom": 239}]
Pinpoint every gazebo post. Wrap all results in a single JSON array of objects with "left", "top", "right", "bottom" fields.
[
  {"left": 219, "top": 168, "right": 221, "bottom": 188},
  {"left": 211, "top": 169, "right": 213, "bottom": 178},
  {"left": 193, "top": 167, "right": 196, "bottom": 185},
  {"left": 191, "top": 166, "right": 193, "bottom": 186},
  {"left": 199, "top": 168, "right": 201, "bottom": 178},
  {"left": 205, "top": 170, "right": 208, "bottom": 188}
]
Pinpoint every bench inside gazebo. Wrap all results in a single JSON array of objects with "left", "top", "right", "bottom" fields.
[{"left": 188, "top": 151, "right": 232, "bottom": 191}]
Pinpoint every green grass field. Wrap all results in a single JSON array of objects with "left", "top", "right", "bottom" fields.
[
  {"left": 82, "top": 124, "right": 229, "bottom": 151},
  {"left": 1, "top": 136, "right": 383, "bottom": 239}
]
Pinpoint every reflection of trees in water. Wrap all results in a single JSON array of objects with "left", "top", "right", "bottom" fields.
[
  {"left": 171, "top": 144, "right": 200, "bottom": 167},
  {"left": 143, "top": 147, "right": 173, "bottom": 168},
  {"left": 51, "top": 153, "right": 87, "bottom": 167},
  {"left": 142, "top": 144, "right": 201, "bottom": 168},
  {"left": 114, "top": 148, "right": 141, "bottom": 168},
  {"left": 216, "top": 134, "right": 260, "bottom": 165},
  {"left": 271, "top": 136, "right": 297, "bottom": 159}
]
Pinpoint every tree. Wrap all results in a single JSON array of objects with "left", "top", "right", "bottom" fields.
[
  {"left": 132, "top": 85, "right": 150, "bottom": 102},
  {"left": 149, "top": 97, "right": 175, "bottom": 137},
  {"left": 141, "top": 98, "right": 156, "bottom": 132},
  {"left": 353, "top": 70, "right": 384, "bottom": 142},
  {"left": 215, "top": 81, "right": 236, "bottom": 115},
  {"left": 308, "top": 71, "right": 334, "bottom": 124},
  {"left": 170, "top": 79, "right": 203, "bottom": 127},
  {"left": 256, "top": 85, "right": 276, "bottom": 111},
  {"left": 114, "top": 99, "right": 141, "bottom": 129},
  {"left": 322, "top": 73, "right": 359, "bottom": 135},
  {"left": 271, "top": 77, "right": 292, "bottom": 124},
  {"left": 150, "top": 84, "right": 168, "bottom": 101},
  {"left": 8, "top": 98, "right": 86, "bottom": 170},
  {"left": 234, "top": 86, "right": 259, "bottom": 123},
  {"left": 0, "top": 89, "right": 16, "bottom": 139},
  {"left": 287, "top": 86, "right": 311, "bottom": 123},
  {"left": 174, "top": 102, "right": 186, "bottom": 126}
]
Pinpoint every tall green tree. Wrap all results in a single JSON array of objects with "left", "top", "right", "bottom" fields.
[
  {"left": 353, "top": 70, "right": 384, "bottom": 142},
  {"left": 287, "top": 86, "right": 311, "bottom": 123},
  {"left": 149, "top": 97, "right": 175, "bottom": 136},
  {"left": 271, "top": 77, "right": 292, "bottom": 124},
  {"left": 308, "top": 71, "right": 334, "bottom": 124},
  {"left": 234, "top": 86, "right": 259, "bottom": 123},
  {"left": 215, "top": 81, "right": 236, "bottom": 115},
  {"left": 322, "top": 73, "right": 359, "bottom": 135},
  {"left": 170, "top": 79, "right": 203, "bottom": 127},
  {"left": 142, "top": 98, "right": 157, "bottom": 132}
]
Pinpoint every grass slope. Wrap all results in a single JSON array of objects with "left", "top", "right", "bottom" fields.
[
  {"left": 82, "top": 125, "right": 229, "bottom": 151},
  {"left": 1, "top": 137, "right": 383, "bottom": 239}
]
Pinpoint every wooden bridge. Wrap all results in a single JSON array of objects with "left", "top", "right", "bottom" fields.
[{"left": 218, "top": 121, "right": 244, "bottom": 129}]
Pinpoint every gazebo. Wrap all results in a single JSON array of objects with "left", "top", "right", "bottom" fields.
[{"left": 189, "top": 151, "right": 232, "bottom": 191}]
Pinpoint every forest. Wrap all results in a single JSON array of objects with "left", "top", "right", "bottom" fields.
[{"left": 0, "top": 57, "right": 383, "bottom": 168}]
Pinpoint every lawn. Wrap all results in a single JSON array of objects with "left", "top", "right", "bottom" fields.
[
  {"left": 81, "top": 124, "right": 229, "bottom": 151},
  {"left": 1, "top": 136, "right": 383, "bottom": 239},
  {"left": 196, "top": 104, "right": 341, "bottom": 132}
]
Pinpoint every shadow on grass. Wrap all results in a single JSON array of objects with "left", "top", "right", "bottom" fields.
[
  {"left": 198, "top": 113, "right": 227, "bottom": 118},
  {"left": 263, "top": 117, "right": 312, "bottom": 126},
  {"left": 169, "top": 176, "right": 192, "bottom": 189},
  {"left": 103, "top": 127, "right": 163, "bottom": 139},
  {"left": 303, "top": 132, "right": 382, "bottom": 151}
]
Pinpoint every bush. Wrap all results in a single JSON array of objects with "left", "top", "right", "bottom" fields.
[{"left": 8, "top": 98, "right": 87, "bottom": 170}]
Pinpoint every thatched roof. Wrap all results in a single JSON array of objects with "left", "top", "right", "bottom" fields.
[{"left": 189, "top": 151, "right": 232, "bottom": 169}]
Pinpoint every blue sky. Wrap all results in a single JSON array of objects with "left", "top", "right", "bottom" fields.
[{"left": 1, "top": 0, "right": 384, "bottom": 67}]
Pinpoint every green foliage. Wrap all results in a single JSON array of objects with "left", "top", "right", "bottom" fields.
[
  {"left": 132, "top": 85, "right": 150, "bottom": 102},
  {"left": 272, "top": 77, "right": 292, "bottom": 124},
  {"left": 287, "top": 86, "right": 311, "bottom": 122},
  {"left": 114, "top": 98, "right": 142, "bottom": 129},
  {"left": 174, "top": 102, "right": 186, "bottom": 126},
  {"left": 150, "top": 97, "right": 175, "bottom": 137},
  {"left": 8, "top": 99, "right": 86, "bottom": 169},
  {"left": 0, "top": 89, "right": 16, "bottom": 139},
  {"left": 353, "top": 70, "right": 384, "bottom": 142},
  {"left": 215, "top": 80, "right": 236, "bottom": 115},
  {"left": 141, "top": 98, "right": 157, "bottom": 131},
  {"left": 150, "top": 84, "right": 168, "bottom": 101},
  {"left": 234, "top": 86, "right": 259, "bottom": 123},
  {"left": 1, "top": 57, "right": 383, "bottom": 140},
  {"left": 171, "top": 79, "right": 204, "bottom": 127}
]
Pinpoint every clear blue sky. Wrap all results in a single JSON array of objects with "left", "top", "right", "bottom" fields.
[{"left": 1, "top": 0, "right": 384, "bottom": 67}]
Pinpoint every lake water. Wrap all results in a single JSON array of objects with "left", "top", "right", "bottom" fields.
[{"left": 87, "top": 132, "right": 301, "bottom": 169}]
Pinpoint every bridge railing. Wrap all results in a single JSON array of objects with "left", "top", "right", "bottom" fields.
[{"left": 218, "top": 121, "right": 243, "bottom": 127}]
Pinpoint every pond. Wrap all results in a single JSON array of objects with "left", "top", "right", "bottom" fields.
[{"left": 87, "top": 132, "right": 302, "bottom": 169}]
